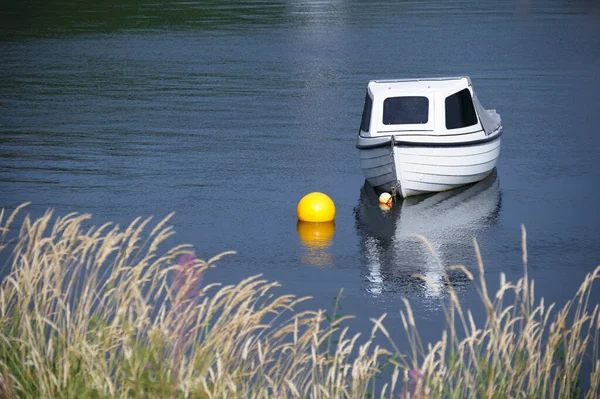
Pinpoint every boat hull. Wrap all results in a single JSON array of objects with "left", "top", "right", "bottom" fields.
[{"left": 359, "top": 136, "right": 501, "bottom": 197}]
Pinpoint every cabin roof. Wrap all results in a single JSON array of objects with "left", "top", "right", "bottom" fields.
[{"left": 367, "top": 76, "right": 471, "bottom": 97}]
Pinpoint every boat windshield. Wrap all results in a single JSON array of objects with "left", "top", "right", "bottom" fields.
[
  {"left": 445, "top": 88, "right": 478, "bottom": 129},
  {"left": 360, "top": 92, "right": 372, "bottom": 132},
  {"left": 382, "top": 96, "right": 429, "bottom": 125}
]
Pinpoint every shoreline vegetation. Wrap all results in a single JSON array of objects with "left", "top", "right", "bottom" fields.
[{"left": 0, "top": 204, "right": 598, "bottom": 398}]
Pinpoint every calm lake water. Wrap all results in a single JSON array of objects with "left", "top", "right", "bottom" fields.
[{"left": 1, "top": 0, "right": 600, "bottom": 349}]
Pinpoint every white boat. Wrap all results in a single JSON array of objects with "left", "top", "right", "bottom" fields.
[{"left": 356, "top": 76, "right": 502, "bottom": 198}]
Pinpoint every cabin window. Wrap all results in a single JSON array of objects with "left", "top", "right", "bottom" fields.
[
  {"left": 445, "top": 88, "right": 478, "bottom": 129},
  {"left": 382, "top": 96, "right": 429, "bottom": 125},
  {"left": 360, "top": 92, "right": 373, "bottom": 132}
]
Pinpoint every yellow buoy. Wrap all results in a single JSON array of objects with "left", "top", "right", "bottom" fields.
[{"left": 297, "top": 192, "right": 336, "bottom": 222}]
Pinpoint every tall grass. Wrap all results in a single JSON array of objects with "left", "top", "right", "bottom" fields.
[
  {"left": 0, "top": 204, "right": 598, "bottom": 398},
  {"left": 399, "top": 231, "right": 600, "bottom": 398}
]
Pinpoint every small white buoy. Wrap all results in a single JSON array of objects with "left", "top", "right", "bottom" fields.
[{"left": 378, "top": 192, "right": 392, "bottom": 207}]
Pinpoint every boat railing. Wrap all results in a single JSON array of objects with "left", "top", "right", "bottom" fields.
[{"left": 371, "top": 76, "right": 469, "bottom": 84}]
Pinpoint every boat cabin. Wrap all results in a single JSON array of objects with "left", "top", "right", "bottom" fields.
[{"left": 359, "top": 77, "right": 500, "bottom": 139}]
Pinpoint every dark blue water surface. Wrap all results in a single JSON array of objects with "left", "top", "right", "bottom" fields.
[{"left": 1, "top": 0, "right": 600, "bottom": 349}]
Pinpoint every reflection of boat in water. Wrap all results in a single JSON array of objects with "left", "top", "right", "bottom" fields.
[
  {"left": 297, "top": 221, "right": 335, "bottom": 266},
  {"left": 354, "top": 170, "right": 501, "bottom": 298}
]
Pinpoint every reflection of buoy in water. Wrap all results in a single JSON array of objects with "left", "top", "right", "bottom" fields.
[
  {"left": 297, "top": 192, "right": 336, "bottom": 222},
  {"left": 379, "top": 203, "right": 391, "bottom": 211},
  {"left": 297, "top": 221, "right": 335, "bottom": 248},
  {"left": 297, "top": 221, "right": 335, "bottom": 266},
  {"left": 379, "top": 192, "right": 393, "bottom": 207}
]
